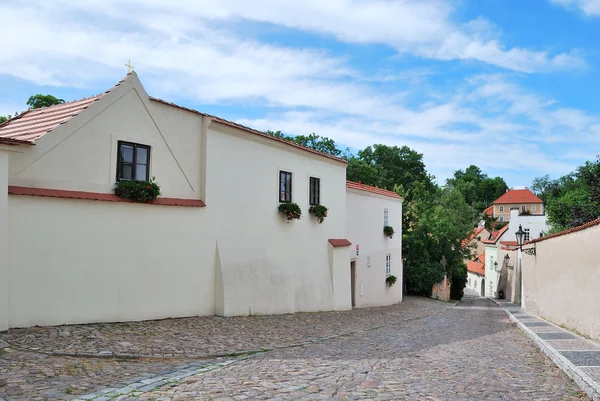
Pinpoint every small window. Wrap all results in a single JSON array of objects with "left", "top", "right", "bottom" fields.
[
  {"left": 117, "top": 141, "right": 150, "bottom": 181},
  {"left": 384, "top": 209, "right": 389, "bottom": 227},
  {"left": 499, "top": 216, "right": 504, "bottom": 222},
  {"left": 524, "top": 228, "right": 530, "bottom": 241},
  {"left": 309, "top": 177, "right": 320, "bottom": 205},
  {"left": 499, "top": 206, "right": 504, "bottom": 212},
  {"left": 474, "top": 280, "right": 477, "bottom": 289},
  {"left": 385, "top": 253, "right": 391, "bottom": 276},
  {"left": 279, "top": 171, "right": 292, "bottom": 203},
  {"left": 521, "top": 205, "right": 526, "bottom": 212},
  {"left": 532, "top": 204, "right": 537, "bottom": 212}
]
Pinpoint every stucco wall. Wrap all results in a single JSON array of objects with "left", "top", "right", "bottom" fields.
[
  {"left": 346, "top": 190, "right": 402, "bottom": 308},
  {"left": 0, "top": 150, "right": 9, "bottom": 331},
  {"left": 466, "top": 272, "right": 484, "bottom": 296},
  {"left": 522, "top": 224, "right": 600, "bottom": 341}
]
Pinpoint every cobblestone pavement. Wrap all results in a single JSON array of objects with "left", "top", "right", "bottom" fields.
[
  {"left": 138, "top": 297, "right": 590, "bottom": 401},
  {"left": 0, "top": 297, "right": 452, "bottom": 400}
]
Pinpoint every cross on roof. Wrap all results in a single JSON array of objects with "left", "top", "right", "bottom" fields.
[{"left": 125, "top": 60, "right": 134, "bottom": 73}]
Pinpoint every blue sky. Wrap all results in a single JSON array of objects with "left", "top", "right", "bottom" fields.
[{"left": 1, "top": 0, "right": 599, "bottom": 187}]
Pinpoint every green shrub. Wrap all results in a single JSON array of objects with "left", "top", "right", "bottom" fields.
[
  {"left": 114, "top": 177, "right": 161, "bottom": 202},
  {"left": 309, "top": 205, "right": 328, "bottom": 223},
  {"left": 278, "top": 203, "right": 302, "bottom": 221},
  {"left": 383, "top": 225, "right": 395, "bottom": 238},
  {"left": 386, "top": 275, "right": 397, "bottom": 287},
  {"left": 450, "top": 264, "right": 468, "bottom": 300}
]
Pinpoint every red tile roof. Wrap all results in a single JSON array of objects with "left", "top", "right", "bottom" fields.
[
  {"left": 346, "top": 181, "right": 403, "bottom": 200},
  {"left": 492, "top": 189, "right": 542, "bottom": 205},
  {"left": 328, "top": 239, "right": 352, "bottom": 247},
  {"left": 0, "top": 137, "right": 33, "bottom": 146},
  {"left": 482, "top": 224, "right": 510, "bottom": 244},
  {"left": 467, "top": 253, "right": 485, "bottom": 275},
  {"left": 462, "top": 226, "right": 487, "bottom": 247},
  {"left": 150, "top": 97, "right": 348, "bottom": 165},
  {"left": 8, "top": 186, "right": 205, "bottom": 207},
  {"left": 0, "top": 75, "right": 131, "bottom": 144},
  {"left": 483, "top": 205, "right": 493, "bottom": 217}
]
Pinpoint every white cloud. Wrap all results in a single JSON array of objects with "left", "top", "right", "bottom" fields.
[{"left": 550, "top": 0, "right": 600, "bottom": 15}]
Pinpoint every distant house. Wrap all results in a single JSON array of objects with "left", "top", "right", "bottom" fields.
[
  {"left": 482, "top": 225, "right": 511, "bottom": 298},
  {"left": 491, "top": 188, "right": 543, "bottom": 223},
  {"left": 466, "top": 253, "right": 485, "bottom": 297}
]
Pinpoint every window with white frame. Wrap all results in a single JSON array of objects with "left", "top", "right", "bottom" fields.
[
  {"left": 384, "top": 208, "right": 389, "bottom": 227},
  {"left": 499, "top": 216, "right": 504, "bottom": 222},
  {"left": 532, "top": 204, "right": 537, "bottom": 212},
  {"left": 499, "top": 206, "right": 504, "bottom": 212},
  {"left": 385, "top": 253, "right": 391, "bottom": 276},
  {"left": 521, "top": 205, "right": 526, "bottom": 212},
  {"left": 524, "top": 228, "right": 530, "bottom": 241}
]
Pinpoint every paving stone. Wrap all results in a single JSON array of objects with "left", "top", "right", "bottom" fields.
[
  {"left": 560, "top": 351, "right": 600, "bottom": 366},
  {"left": 538, "top": 332, "right": 579, "bottom": 340},
  {"left": 522, "top": 321, "right": 552, "bottom": 327},
  {"left": 548, "top": 339, "right": 600, "bottom": 351}
]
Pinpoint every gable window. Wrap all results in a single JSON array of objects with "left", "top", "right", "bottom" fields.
[
  {"left": 309, "top": 177, "right": 320, "bottom": 205},
  {"left": 499, "top": 206, "right": 504, "bottom": 212},
  {"left": 521, "top": 205, "right": 526, "bottom": 212},
  {"left": 117, "top": 141, "right": 150, "bottom": 181},
  {"left": 279, "top": 171, "right": 292, "bottom": 203},
  {"left": 384, "top": 209, "right": 389, "bottom": 227},
  {"left": 524, "top": 228, "right": 530, "bottom": 241},
  {"left": 385, "top": 253, "right": 391, "bottom": 276},
  {"left": 532, "top": 204, "right": 537, "bottom": 212}
]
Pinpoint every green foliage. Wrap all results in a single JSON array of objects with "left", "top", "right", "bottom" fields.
[
  {"left": 265, "top": 130, "right": 352, "bottom": 159},
  {"left": 383, "top": 225, "right": 395, "bottom": 238},
  {"left": 278, "top": 202, "right": 302, "bottom": 221},
  {"left": 0, "top": 112, "right": 19, "bottom": 124},
  {"left": 446, "top": 165, "right": 508, "bottom": 212},
  {"left": 308, "top": 204, "right": 328, "bottom": 223},
  {"left": 449, "top": 264, "right": 468, "bottom": 300},
  {"left": 386, "top": 275, "right": 397, "bottom": 287},
  {"left": 536, "top": 155, "right": 600, "bottom": 230},
  {"left": 114, "top": 178, "right": 161, "bottom": 202},
  {"left": 26, "top": 94, "right": 65, "bottom": 109}
]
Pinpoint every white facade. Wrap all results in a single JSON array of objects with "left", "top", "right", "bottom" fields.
[
  {"left": 0, "top": 72, "right": 405, "bottom": 330},
  {"left": 466, "top": 271, "right": 485, "bottom": 297},
  {"left": 346, "top": 186, "right": 403, "bottom": 308}
]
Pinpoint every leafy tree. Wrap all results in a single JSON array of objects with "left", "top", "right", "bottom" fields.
[
  {"left": 26, "top": 94, "right": 65, "bottom": 109},
  {"left": 446, "top": 165, "right": 508, "bottom": 211},
  {"left": 0, "top": 112, "right": 19, "bottom": 124}
]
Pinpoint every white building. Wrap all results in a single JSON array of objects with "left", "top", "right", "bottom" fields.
[
  {"left": 0, "top": 72, "right": 403, "bottom": 331},
  {"left": 346, "top": 181, "right": 403, "bottom": 308},
  {"left": 466, "top": 253, "right": 485, "bottom": 297}
]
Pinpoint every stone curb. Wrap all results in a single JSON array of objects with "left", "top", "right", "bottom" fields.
[
  {"left": 491, "top": 299, "right": 600, "bottom": 401},
  {"left": 3, "top": 300, "right": 458, "bottom": 361}
]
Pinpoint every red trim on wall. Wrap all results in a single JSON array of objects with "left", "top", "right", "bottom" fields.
[
  {"left": 8, "top": 186, "right": 206, "bottom": 207},
  {"left": 328, "top": 238, "right": 352, "bottom": 247}
]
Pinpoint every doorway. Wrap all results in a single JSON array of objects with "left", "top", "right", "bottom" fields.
[
  {"left": 350, "top": 261, "right": 356, "bottom": 307},
  {"left": 481, "top": 278, "right": 485, "bottom": 297}
]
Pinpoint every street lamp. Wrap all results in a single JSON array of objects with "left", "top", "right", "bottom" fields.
[{"left": 515, "top": 224, "right": 536, "bottom": 255}]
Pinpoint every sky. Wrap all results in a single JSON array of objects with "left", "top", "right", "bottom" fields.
[{"left": 1, "top": 0, "right": 599, "bottom": 187}]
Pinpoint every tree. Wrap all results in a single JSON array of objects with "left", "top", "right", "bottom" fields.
[
  {"left": 446, "top": 165, "right": 508, "bottom": 212},
  {"left": 26, "top": 94, "right": 65, "bottom": 109},
  {"left": 0, "top": 112, "right": 19, "bottom": 124}
]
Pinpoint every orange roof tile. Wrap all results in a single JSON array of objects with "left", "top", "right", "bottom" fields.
[
  {"left": 483, "top": 205, "right": 493, "bottom": 216},
  {"left": 328, "top": 239, "right": 352, "bottom": 247},
  {"left": 8, "top": 186, "right": 205, "bottom": 207},
  {"left": 346, "top": 181, "right": 403, "bottom": 200},
  {"left": 462, "top": 226, "right": 487, "bottom": 247},
  {"left": 467, "top": 253, "right": 485, "bottom": 275},
  {"left": 0, "top": 75, "right": 131, "bottom": 144},
  {"left": 482, "top": 224, "right": 510, "bottom": 244},
  {"left": 492, "top": 189, "right": 542, "bottom": 205}
]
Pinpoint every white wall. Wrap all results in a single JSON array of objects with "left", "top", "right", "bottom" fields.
[
  {"left": 484, "top": 244, "right": 500, "bottom": 298},
  {"left": 0, "top": 149, "right": 9, "bottom": 331},
  {"left": 466, "top": 272, "right": 484, "bottom": 296},
  {"left": 508, "top": 209, "right": 550, "bottom": 239},
  {"left": 206, "top": 123, "right": 349, "bottom": 316},
  {"left": 4, "top": 73, "right": 351, "bottom": 328},
  {"left": 346, "top": 189, "right": 402, "bottom": 308}
]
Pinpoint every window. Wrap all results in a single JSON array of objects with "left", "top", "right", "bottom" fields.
[
  {"left": 279, "top": 171, "right": 292, "bottom": 202},
  {"left": 499, "top": 216, "right": 504, "bottom": 222},
  {"left": 532, "top": 204, "right": 537, "bottom": 212},
  {"left": 499, "top": 206, "right": 504, "bottom": 212},
  {"left": 521, "top": 205, "right": 526, "bottom": 212},
  {"left": 474, "top": 280, "right": 477, "bottom": 289},
  {"left": 385, "top": 253, "right": 391, "bottom": 276},
  {"left": 384, "top": 209, "right": 389, "bottom": 227},
  {"left": 117, "top": 141, "right": 150, "bottom": 181},
  {"left": 309, "top": 177, "right": 320, "bottom": 205},
  {"left": 524, "top": 228, "right": 530, "bottom": 242}
]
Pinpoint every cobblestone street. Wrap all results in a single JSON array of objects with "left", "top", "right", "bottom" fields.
[{"left": 0, "top": 297, "right": 592, "bottom": 400}]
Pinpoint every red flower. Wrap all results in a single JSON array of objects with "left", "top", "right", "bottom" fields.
[{"left": 146, "top": 185, "right": 151, "bottom": 189}]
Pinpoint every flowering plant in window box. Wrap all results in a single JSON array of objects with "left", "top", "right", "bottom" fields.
[
  {"left": 278, "top": 202, "right": 302, "bottom": 221},
  {"left": 386, "top": 275, "right": 397, "bottom": 287},
  {"left": 383, "top": 225, "right": 395, "bottom": 238},
  {"left": 114, "top": 176, "right": 161, "bottom": 202},
  {"left": 308, "top": 205, "right": 328, "bottom": 223}
]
